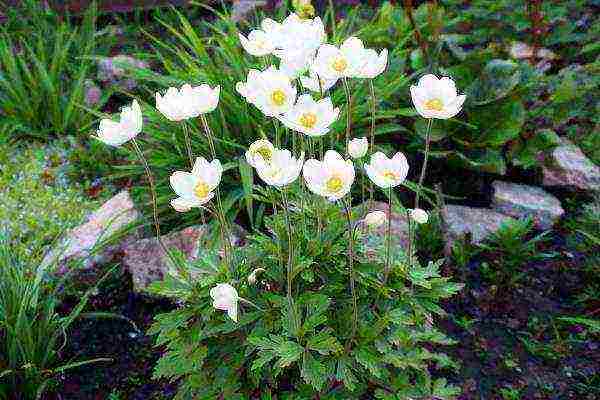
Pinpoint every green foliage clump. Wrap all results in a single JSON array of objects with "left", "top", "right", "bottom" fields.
[
  {"left": 147, "top": 199, "right": 463, "bottom": 399},
  {"left": 0, "top": 1, "right": 110, "bottom": 139},
  {"left": 0, "top": 235, "right": 113, "bottom": 399},
  {"left": 479, "top": 218, "right": 554, "bottom": 286},
  {"left": 0, "top": 142, "right": 99, "bottom": 250}
]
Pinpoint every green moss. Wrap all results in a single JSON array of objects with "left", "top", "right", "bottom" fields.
[{"left": 0, "top": 142, "right": 100, "bottom": 251}]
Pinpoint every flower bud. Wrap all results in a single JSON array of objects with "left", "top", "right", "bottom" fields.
[
  {"left": 410, "top": 208, "right": 428, "bottom": 224},
  {"left": 247, "top": 268, "right": 266, "bottom": 285},
  {"left": 347, "top": 137, "right": 368, "bottom": 159}
]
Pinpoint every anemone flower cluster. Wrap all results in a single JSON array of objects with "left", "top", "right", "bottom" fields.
[{"left": 93, "top": 7, "right": 466, "bottom": 325}]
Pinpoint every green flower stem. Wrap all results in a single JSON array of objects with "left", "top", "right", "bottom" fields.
[
  {"left": 415, "top": 118, "right": 433, "bottom": 209},
  {"left": 342, "top": 198, "right": 358, "bottom": 347},
  {"left": 200, "top": 114, "right": 232, "bottom": 270},
  {"left": 273, "top": 119, "right": 281, "bottom": 148},
  {"left": 281, "top": 189, "right": 294, "bottom": 302},
  {"left": 405, "top": 208, "right": 414, "bottom": 269},
  {"left": 342, "top": 77, "right": 352, "bottom": 154},
  {"left": 181, "top": 122, "right": 194, "bottom": 169},
  {"left": 182, "top": 122, "right": 206, "bottom": 226},
  {"left": 131, "top": 138, "right": 171, "bottom": 260},
  {"left": 368, "top": 80, "right": 376, "bottom": 208},
  {"left": 383, "top": 187, "right": 393, "bottom": 284}
]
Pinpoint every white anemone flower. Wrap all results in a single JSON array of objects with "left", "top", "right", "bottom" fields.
[
  {"left": 279, "top": 94, "right": 339, "bottom": 137},
  {"left": 156, "top": 84, "right": 220, "bottom": 121},
  {"left": 300, "top": 68, "right": 338, "bottom": 93},
  {"left": 210, "top": 283, "right": 239, "bottom": 322},
  {"left": 254, "top": 148, "right": 304, "bottom": 187},
  {"left": 357, "top": 48, "right": 388, "bottom": 79},
  {"left": 312, "top": 37, "right": 368, "bottom": 80},
  {"left": 239, "top": 29, "right": 275, "bottom": 57},
  {"left": 347, "top": 137, "right": 368, "bottom": 159},
  {"left": 277, "top": 14, "right": 325, "bottom": 55},
  {"left": 363, "top": 210, "right": 387, "bottom": 229},
  {"left": 245, "top": 139, "right": 276, "bottom": 168},
  {"left": 410, "top": 74, "right": 466, "bottom": 119},
  {"left": 169, "top": 157, "right": 222, "bottom": 212},
  {"left": 236, "top": 66, "right": 297, "bottom": 117},
  {"left": 96, "top": 99, "right": 142, "bottom": 146},
  {"left": 365, "top": 151, "right": 409, "bottom": 189},
  {"left": 410, "top": 208, "right": 429, "bottom": 224},
  {"left": 303, "top": 150, "right": 355, "bottom": 201}
]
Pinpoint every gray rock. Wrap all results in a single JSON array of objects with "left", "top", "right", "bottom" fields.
[
  {"left": 43, "top": 191, "right": 140, "bottom": 272},
  {"left": 491, "top": 181, "right": 564, "bottom": 230},
  {"left": 445, "top": 205, "right": 515, "bottom": 244},
  {"left": 231, "top": 0, "right": 267, "bottom": 23},
  {"left": 123, "top": 224, "right": 246, "bottom": 293},
  {"left": 97, "top": 55, "right": 149, "bottom": 90},
  {"left": 543, "top": 139, "right": 600, "bottom": 191}
]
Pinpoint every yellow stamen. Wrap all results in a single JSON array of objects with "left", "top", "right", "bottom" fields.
[
  {"left": 299, "top": 112, "right": 317, "bottom": 129},
  {"left": 255, "top": 147, "right": 273, "bottom": 162},
  {"left": 271, "top": 90, "right": 286, "bottom": 106},
  {"left": 326, "top": 175, "right": 344, "bottom": 193},
  {"left": 332, "top": 58, "right": 348, "bottom": 73},
  {"left": 194, "top": 180, "right": 210, "bottom": 199},
  {"left": 424, "top": 98, "right": 444, "bottom": 111},
  {"left": 382, "top": 171, "right": 399, "bottom": 181}
]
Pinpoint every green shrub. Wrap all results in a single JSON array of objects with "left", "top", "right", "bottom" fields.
[
  {"left": 148, "top": 199, "right": 463, "bottom": 399},
  {"left": 0, "top": 2, "right": 110, "bottom": 140}
]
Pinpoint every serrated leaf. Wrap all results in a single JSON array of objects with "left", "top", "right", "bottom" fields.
[
  {"left": 306, "top": 329, "right": 342, "bottom": 355},
  {"left": 301, "top": 351, "right": 328, "bottom": 390},
  {"left": 467, "top": 59, "right": 521, "bottom": 105},
  {"left": 336, "top": 357, "right": 358, "bottom": 391},
  {"left": 353, "top": 346, "right": 383, "bottom": 378}
]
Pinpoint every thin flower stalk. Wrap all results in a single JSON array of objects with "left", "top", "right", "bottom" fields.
[
  {"left": 181, "top": 123, "right": 194, "bottom": 169},
  {"left": 368, "top": 80, "right": 376, "bottom": 206},
  {"left": 199, "top": 114, "right": 233, "bottom": 268},
  {"left": 281, "top": 189, "right": 294, "bottom": 301},
  {"left": 342, "top": 78, "right": 352, "bottom": 153},
  {"left": 414, "top": 118, "right": 433, "bottom": 209},
  {"left": 341, "top": 198, "right": 358, "bottom": 347},
  {"left": 383, "top": 187, "right": 393, "bottom": 284},
  {"left": 131, "top": 138, "right": 171, "bottom": 260}
]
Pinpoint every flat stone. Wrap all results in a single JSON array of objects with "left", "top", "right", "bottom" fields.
[
  {"left": 123, "top": 224, "right": 246, "bottom": 293},
  {"left": 445, "top": 205, "right": 515, "bottom": 244},
  {"left": 543, "top": 139, "right": 600, "bottom": 191},
  {"left": 491, "top": 181, "right": 564, "bottom": 230},
  {"left": 43, "top": 190, "right": 140, "bottom": 272},
  {"left": 509, "top": 41, "right": 557, "bottom": 60}
]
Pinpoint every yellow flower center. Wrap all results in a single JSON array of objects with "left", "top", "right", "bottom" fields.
[
  {"left": 299, "top": 112, "right": 317, "bottom": 129},
  {"left": 254, "top": 146, "right": 273, "bottom": 162},
  {"left": 194, "top": 180, "right": 210, "bottom": 199},
  {"left": 382, "top": 170, "right": 399, "bottom": 181},
  {"left": 332, "top": 58, "right": 348, "bottom": 73},
  {"left": 271, "top": 90, "right": 287, "bottom": 106},
  {"left": 326, "top": 175, "right": 344, "bottom": 193},
  {"left": 424, "top": 98, "right": 444, "bottom": 111},
  {"left": 298, "top": 4, "right": 315, "bottom": 18}
]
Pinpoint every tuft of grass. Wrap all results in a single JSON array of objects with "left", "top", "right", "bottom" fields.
[
  {"left": 479, "top": 218, "right": 554, "bottom": 286},
  {"left": 0, "top": 2, "right": 110, "bottom": 140},
  {"left": 0, "top": 234, "right": 115, "bottom": 399}
]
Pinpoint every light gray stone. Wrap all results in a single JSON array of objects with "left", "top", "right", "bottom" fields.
[
  {"left": 445, "top": 205, "right": 515, "bottom": 244},
  {"left": 231, "top": 0, "right": 267, "bottom": 22},
  {"left": 491, "top": 181, "right": 564, "bottom": 230},
  {"left": 97, "top": 55, "right": 149, "bottom": 90},
  {"left": 43, "top": 190, "right": 140, "bottom": 271},
  {"left": 543, "top": 139, "right": 600, "bottom": 191},
  {"left": 123, "top": 224, "right": 246, "bottom": 292}
]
